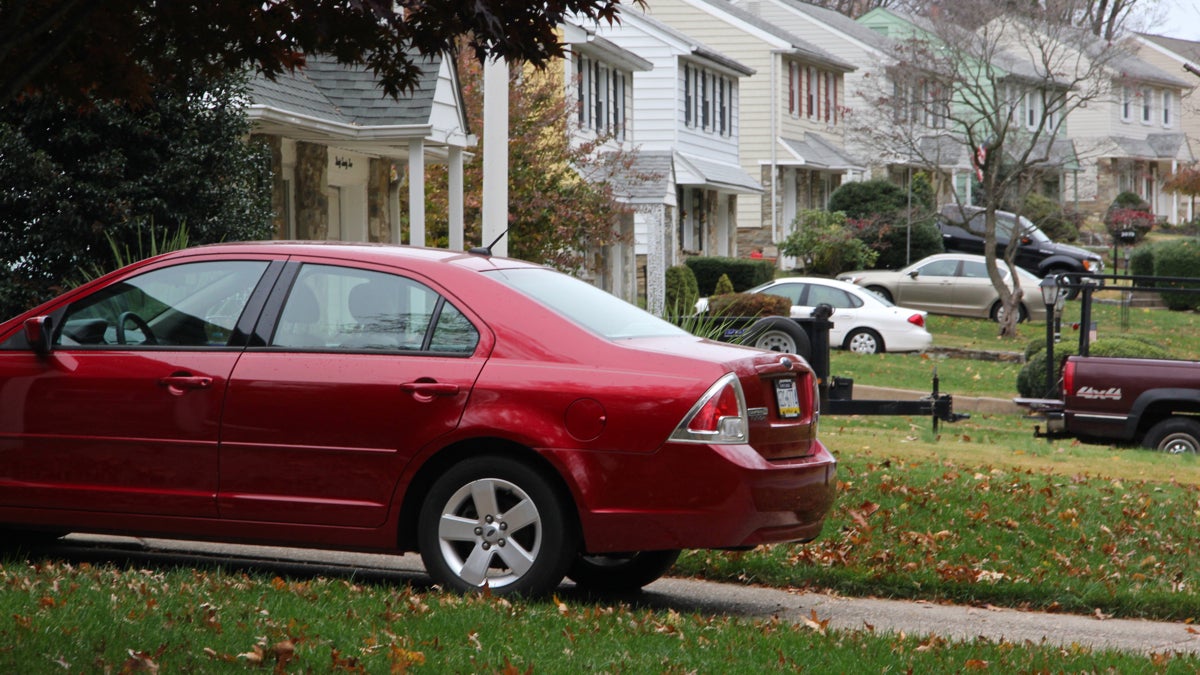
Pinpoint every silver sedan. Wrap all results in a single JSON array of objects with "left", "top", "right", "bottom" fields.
[{"left": 838, "top": 253, "right": 1048, "bottom": 322}]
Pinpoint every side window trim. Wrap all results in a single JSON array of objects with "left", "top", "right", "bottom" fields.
[
  {"left": 249, "top": 261, "right": 302, "bottom": 348},
  {"left": 229, "top": 260, "right": 287, "bottom": 347}
]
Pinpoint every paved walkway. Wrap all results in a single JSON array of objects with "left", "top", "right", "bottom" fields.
[{"left": 59, "top": 535, "right": 1199, "bottom": 656}]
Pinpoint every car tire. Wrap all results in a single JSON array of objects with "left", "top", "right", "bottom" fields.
[
  {"left": 990, "top": 301, "right": 1030, "bottom": 323},
  {"left": 866, "top": 285, "right": 893, "bottom": 303},
  {"left": 566, "top": 550, "right": 681, "bottom": 592},
  {"left": 843, "top": 328, "right": 884, "bottom": 354},
  {"left": 417, "top": 456, "right": 578, "bottom": 595},
  {"left": 1143, "top": 417, "right": 1200, "bottom": 455},
  {"left": 744, "top": 317, "right": 812, "bottom": 360}
]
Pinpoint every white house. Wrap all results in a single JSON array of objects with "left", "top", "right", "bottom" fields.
[
  {"left": 581, "top": 8, "right": 760, "bottom": 313},
  {"left": 643, "top": 0, "right": 860, "bottom": 260},
  {"left": 560, "top": 20, "right": 654, "bottom": 304}
]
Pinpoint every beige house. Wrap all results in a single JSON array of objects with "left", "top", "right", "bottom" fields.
[
  {"left": 247, "top": 53, "right": 473, "bottom": 248},
  {"left": 1132, "top": 33, "right": 1200, "bottom": 223}
]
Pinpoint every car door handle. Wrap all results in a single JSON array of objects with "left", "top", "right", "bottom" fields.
[
  {"left": 158, "top": 375, "right": 213, "bottom": 393},
  {"left": 400, "top": 381, "right": 460, "bottom": 397}
]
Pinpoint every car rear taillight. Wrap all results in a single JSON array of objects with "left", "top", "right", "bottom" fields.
[
  {"left": 670, "top": 373, "right": 748, "bottom": 444},
  {"left": 907, "top": 313, "right": 925, "bottom": 328},
  {"left": 1062, "top": 359, "right": 1075, "bottom": 396}
]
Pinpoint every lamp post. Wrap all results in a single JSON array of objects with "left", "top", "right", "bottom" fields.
[{"left": 1039, "top": 276, "right": 1061, "bottom": 397}]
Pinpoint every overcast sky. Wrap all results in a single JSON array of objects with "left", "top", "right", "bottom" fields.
[{"left": 1138, "top": 0, "right": 1200, "bottom": 40}]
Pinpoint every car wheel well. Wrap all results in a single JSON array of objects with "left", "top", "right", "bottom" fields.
[{"left": 397, "top": 438, "right": 578, "bottom": 552}]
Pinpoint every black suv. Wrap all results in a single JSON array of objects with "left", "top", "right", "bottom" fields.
[{"left": 937, "top": 205, "right": 1103, "bottom": 281}]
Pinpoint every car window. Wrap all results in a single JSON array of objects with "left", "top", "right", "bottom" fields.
[
  {"left": 807, "top": 284, "right": 861, "bottom": 309},
  {"left": 57, "top": 260, "right": 269, "bottom": 348},
  {"left": 270, "top": 264, "right": 479, "bottom": 354},
  {"left": 487, "top": 267, "right": 688, "bottom": 340},
  {"left": 915, "top": 260, "right": 959, "bottom": 278},
  {"left": 764, "top": 283, "right": 806, "bottom": 305},
  {"left": 962, "top": 259, "right": 1013, "bottom": 280}
]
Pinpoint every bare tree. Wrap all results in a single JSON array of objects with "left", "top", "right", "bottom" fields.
[{"left": 849, "top": 0, "right": 1133, "bottom": 337}]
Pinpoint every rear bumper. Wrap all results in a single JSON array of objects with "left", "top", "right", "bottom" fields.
[{"left": 548, "top": 441, "right": 837, "bottom": 554}]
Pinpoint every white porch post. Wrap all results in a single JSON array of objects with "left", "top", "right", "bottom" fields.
[
  {"left": 389, "top": 179, "right": 402, "bottom": 245},
  {"left": 483, "top": 57, "right": 509, "bottom": 257},
  {"left": 448, "top": 146, "right": 465, "bottom": 251},
  {"left": 408, "top": 138, "right": 426, "bottom": 246}
]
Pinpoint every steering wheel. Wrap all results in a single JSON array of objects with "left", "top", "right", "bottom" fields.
[{"left": 115, "top": 311, "right": 158, "bottom": 345}]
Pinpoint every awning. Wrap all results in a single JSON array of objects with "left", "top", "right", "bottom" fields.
[
  {"left": 1106, "top": 134, "right": 1192, "bottom": 162},
  {"left": 674, "top": 152, "right": 763, "bottom": 193},
  {"left": 777, "top": 133, "right": 863, "bottom": 171}
]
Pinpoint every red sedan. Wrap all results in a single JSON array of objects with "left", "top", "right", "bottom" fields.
[{"left": 0, "top": 242, "right": 836, "bottom": 595}]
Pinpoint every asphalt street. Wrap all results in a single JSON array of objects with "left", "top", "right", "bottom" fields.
[{"left": 47, "top": 534, "right": 1200, "bottom": 656}]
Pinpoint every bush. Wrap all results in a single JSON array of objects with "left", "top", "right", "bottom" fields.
[
  {"left": 828, "top": 180, "right": 908, "bottom": 218},
  {"left": 707, "top": 292, "right": 791, "bottom": 318},
  {"left": 665, "top": 265, "right": 699, "bottom": 316},
  {"left": 848, "top": 213, "right": 943, "bottom": 270},
  {"left": 713, "top": 273, "right": 735, "bottom": 295},
  {"left": 1016, "top": 336, "right": 1167, "bottom": 398},
  {"left": 1151, "top": 239, "right": 1200, "bottom": 310},
  {"left": 1128, "top": 241, "right": 1160, "bottom": 279},
  {"left": 1103, "top": 191, "right": 1154, "bottom": 245},
  {"left": 828, "top": 179, "right": 941, "bottom": 270},
  {"left": 686, "top": 257, "right": 774, "bottom": 295},
  {"left": 780, "top": 210, "right": 877, "bottom": 276},
  {"left": 1022, "top": 193, "right": 1079, "bottom": 242}
]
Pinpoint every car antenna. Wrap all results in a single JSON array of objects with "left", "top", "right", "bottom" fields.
[{"left": 468, "top": 230, "right": 508, "bottom": 256}]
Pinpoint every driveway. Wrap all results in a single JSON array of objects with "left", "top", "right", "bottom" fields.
[{"left": 48, "top": 534, "right": 1200, "bottom": 656}]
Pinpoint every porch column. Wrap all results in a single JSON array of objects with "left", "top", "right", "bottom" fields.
[
  {"left": 483, "top": 56, "right": 509, "bottom": 257},
  {"left": 449, "top": 146, "right": 465, "bottom": 251},
  {"left": 409, "top": 138, "right": 426, "bottom": 247}
]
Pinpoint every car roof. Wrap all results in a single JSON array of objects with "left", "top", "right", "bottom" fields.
[
  {"left": 149, "top": 241, "right": 543, "bottom": 274},
  {"left": 770, "top": 276, "right": 862, "bottom": 290}
]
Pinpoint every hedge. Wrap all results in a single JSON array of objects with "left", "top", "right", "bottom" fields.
[{"left": 686, "top": 256, "right": 775, "bottom": 295}]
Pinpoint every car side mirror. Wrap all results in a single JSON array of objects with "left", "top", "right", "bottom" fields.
[
  {"left": 24, "top": 315, "right": 53, "bottom": 355},
  {"left": 1020, "top": 236, "right": 1032, "bottom": 245},
  {"left": 908, "top": 270, "right": 920, "bottom": 279}
]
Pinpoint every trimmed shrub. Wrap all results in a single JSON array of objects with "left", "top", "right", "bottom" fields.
[
  {"left": 1151, "top": 239, "right": 1200, "bottom": 310},
  {"left": 707, "top": 292, "right": 791, "bottom": 318},
  {"left": 828, "top": 180, "right": 908, "bottom": 218},
  {"left": 665, "top": 264, "right": 699, "bottom": 316},
  {"left": 1016, "top": 336, "right": 1167, "bottom": 398},
  {"left": 713, "top": 273, "right": 735, "bottom": 295},
  {"left": 686, "top": 256, "right": 774, "bottom": 295},
  {"left": 1104, "top": 191, "right": 1154, "bottom": 245},
  {"left": 1128, "top": 241, "right": 1160, "bottom": 279}
]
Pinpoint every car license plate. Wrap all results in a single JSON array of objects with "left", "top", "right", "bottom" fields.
[{"left": 774, "top": 378, "right": 800, "bottom": 418}]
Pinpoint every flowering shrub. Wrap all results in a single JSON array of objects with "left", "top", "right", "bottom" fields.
[{"left": 1103, "top": 192, "right": 1154, "bottom": 245}]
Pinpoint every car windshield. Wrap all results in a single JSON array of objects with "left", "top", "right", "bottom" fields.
[{"left": 486, "top": 268, "right": 689, "bottom": 340}]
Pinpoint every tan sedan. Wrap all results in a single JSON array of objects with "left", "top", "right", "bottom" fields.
[{"left": 838, "top": 253, "right": 1048, "bottom": 322}]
